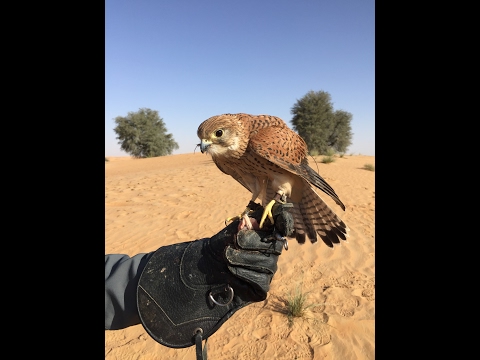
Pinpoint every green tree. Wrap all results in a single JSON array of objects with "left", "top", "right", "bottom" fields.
[
  {"left": 113, "top": 108, "right": 179, "bottom": 158},
  {"left": 329, "top": 109, "right": 353, "bottom": 154},
  {"left": 290, "top": 90, "right": 353, "bottom": 154}
]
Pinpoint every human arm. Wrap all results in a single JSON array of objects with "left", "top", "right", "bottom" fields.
[{"left": 105, "top": 253, "right": 153, "bottom": 330}]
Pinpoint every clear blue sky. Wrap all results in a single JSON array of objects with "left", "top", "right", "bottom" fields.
[{"left": 105, "top": 0, "right": 375, "bottom": 156}]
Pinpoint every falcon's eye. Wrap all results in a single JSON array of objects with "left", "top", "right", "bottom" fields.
[{"left": 215, "top": 130, "right": 224, "bottom": 137}]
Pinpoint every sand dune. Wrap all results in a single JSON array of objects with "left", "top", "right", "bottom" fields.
[{"left": 105, "top": 153, "right": 375, "bottom": 359}]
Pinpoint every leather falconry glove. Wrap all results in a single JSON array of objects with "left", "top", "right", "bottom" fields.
[{"left": 136, "top": 202, "right": 294, "bottom": 351}]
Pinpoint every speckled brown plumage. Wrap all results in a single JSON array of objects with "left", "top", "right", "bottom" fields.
[{"left": 197, "top": 113, "right": 349, "bottom": 247}]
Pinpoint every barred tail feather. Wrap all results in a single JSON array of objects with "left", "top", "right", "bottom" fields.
[
  {"left": 291, "top": 203, "right": 309, "bottom": 244},
  {"left": 302, "top": 160, "right": 346, "bottom": 211},
  {"left": 296, "top": 185, "right": 349, "bottom": 247}
]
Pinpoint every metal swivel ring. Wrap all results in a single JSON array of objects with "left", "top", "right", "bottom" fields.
[{"left": 208, "top": 285, "right": 234, "bottom": 306}]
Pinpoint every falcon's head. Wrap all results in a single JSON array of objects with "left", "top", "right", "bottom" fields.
[{"left": 197, "top": 114, "right": 249, "bottom": 159}]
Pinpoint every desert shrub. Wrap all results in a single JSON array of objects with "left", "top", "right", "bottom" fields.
[
  {"left": 285, "top": 286, "right": 314, "bottom": 327},
  {"left": 363, "top": 163, "right": 375, "bottom": 171},
  {"left": 321, "top": 156, "right": 335, "bottom": 164}
]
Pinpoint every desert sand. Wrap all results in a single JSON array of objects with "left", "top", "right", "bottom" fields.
[{"left": 105, "top": 153, "right": 375, "bottom": 359}]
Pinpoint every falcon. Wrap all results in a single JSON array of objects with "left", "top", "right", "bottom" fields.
[{"left": 197, "top": 113, "right": 348, "bottom": 247}]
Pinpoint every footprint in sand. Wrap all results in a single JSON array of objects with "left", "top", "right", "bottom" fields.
[
  {"left": 252, "top": 327, "right": 270, "bottom": 340},
  {"left": 262, "top": 321, "right": 292, "bottom": 342},
  {"left": 310, "top": 294, "right": 327, "bottom": 314},
  {"left": 337, "top": 297, "right": 360, "bottom": 317},
  {"left": 276, "top": 340, "right": 313, "bottom": 359},
  {"left": 361, "top": 281, "right": 375, "bottom": 301},
  {"left": 226, "top": 325, "right": 244, "bottom": 337},
  {"left": 303, "top": 322, "right": 332, "bottom": 347},
  {"left": 309, "top": 268, "right": 323, "bottom": 281},
  {"left": 254, "top": 314, "right": 273, "bottom": 329},
  {"left": 361, "top": 288, "right": 375, "bottom": 301},
  {"left": 237, "top": 341, "right": 267, "bottom": 359}
]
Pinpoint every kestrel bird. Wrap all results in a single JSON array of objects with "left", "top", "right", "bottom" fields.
[{"left": 197, "top": 113, "right": 348, "bottom": 247}]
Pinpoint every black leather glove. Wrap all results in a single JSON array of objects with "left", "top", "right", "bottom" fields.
[{"left": 137, "top": 202, "right": 294, "bottom": 349}]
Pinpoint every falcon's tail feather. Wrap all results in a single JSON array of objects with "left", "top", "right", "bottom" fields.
[
  {"left": 292, "top": 185, "right": 349, "bottom": 247},
  {"left": 302, "top": 160, "right": 346, "bottom": 211},
  {"left": 290, "top": 205, "right": 308, "bottom": 244}
]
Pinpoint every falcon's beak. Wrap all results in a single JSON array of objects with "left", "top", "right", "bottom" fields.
[{"left": 199, "top": 139, "right": 212, "bottom": 154}]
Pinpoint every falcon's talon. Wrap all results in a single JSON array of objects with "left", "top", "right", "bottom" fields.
[
  {"left": 225, "top": 214, "right": 242, "bottom": 225},
  {"left": 259, "top": 192, "right": 285, "bottom": 228},
  {"left": 259, "top": 199, "right": 276, "bottom": 229},
  {"left": 225, "top": 206, "right": 253, "bottom": 227}
]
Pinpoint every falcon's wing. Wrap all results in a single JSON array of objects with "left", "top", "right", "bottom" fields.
[
  {"left": 248, "top": 126, "right": 345, "bottom": 210},
  {"left": 211, "top": 157, "right": 251, "bottom": 193}
]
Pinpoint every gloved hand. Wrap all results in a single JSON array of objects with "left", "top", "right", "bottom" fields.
[
  {"left": 137, "top": 202, "right": 294, "bottom": 349},
  {"left": 219, "top": 201, "right": 294, "bottom": 301}
]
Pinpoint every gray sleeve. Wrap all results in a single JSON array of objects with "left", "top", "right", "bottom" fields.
[{"left": 105, "top": 252, "right": 154, "bottom": 330}]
